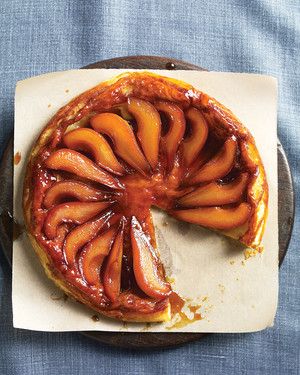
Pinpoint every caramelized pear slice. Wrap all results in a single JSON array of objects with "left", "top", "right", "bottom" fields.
[
  {"left": 90, "top": 113, "right": 149, "bottom": 174},
  {"left": 171, "top": 203, "right": 251, "bottom": 230},
  {"left": 63, "top": 128, "right": 125, "bottom": 175},
  {"left": 44, "top": 201, "right": 111, "bottom": 240},
  {"left": 181, "top": 107, "right": 208, "bottom": 166},
  {"left": 189, "top": 137, "right": 237, "bottom": 184},
  {"left": 178, "top": 173, "right": 248, "bottom": 207},
  {"left": 130, "top": 216, "right": 171, "bottom": 300},
  {"left": 43, "top": 180, "right": 109, "bottom": 209},
  {"left": 155, "top": 101, "right": 186, "bottom": 167},
  {"left": 80, "top": 227, "right": 117, "bottom": 286},
  {"left": 103, "top": 220, "right": 124, "bottom": 302},
  {"left": 64, "top": 211, "right": 114, "bottom": 266},
  {"left": 127, "top": 98, "right": 161, "bottom": 169},
  {"left": 45, "top": 149, "right": 122, "bottom": 189}
]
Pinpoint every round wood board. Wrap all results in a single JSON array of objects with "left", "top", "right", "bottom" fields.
[{"left": 0, "top": 56, "right": 295, "bottom": 349}]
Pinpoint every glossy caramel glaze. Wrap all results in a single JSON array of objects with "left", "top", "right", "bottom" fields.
[
  {"left": 23, "top": 72, "right": 268, "bottom": 322},
  {"left": 14, "top": 151, "right": 21, "bottom": 165}
]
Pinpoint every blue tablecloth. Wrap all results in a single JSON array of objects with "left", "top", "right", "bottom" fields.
[{"left": 0, "top": 1, "right": 299, "bottom": 374}]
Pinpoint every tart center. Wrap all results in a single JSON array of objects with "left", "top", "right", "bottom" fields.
[{"left": 117, "top": 166, "right": 183, "bottom": 219}]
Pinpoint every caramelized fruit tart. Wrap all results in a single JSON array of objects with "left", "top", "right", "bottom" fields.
[{"left": 23, "top": 72, "right": 268, "bottom": 322}]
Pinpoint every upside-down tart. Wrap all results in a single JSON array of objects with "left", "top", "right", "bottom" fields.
[{"left": 23, "top": 72, "right": 268, "bottom": 322}]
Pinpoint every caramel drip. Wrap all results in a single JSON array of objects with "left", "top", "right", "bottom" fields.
[
  {"left": 14, "top": 151, "right": 21, "bottom": 165},
  {"left": 167, "top": 292, "right": 203, "bottom": 330}
]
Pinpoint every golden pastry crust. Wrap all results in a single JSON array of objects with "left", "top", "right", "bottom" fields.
[{"left": 23, "top": 71, "right": 268, "bottom": 322}]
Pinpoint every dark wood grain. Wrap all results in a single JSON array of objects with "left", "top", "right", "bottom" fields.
[
  {"left": 0, "top": 56, "right": 295, "bottom": 349},
  {"left": 83, "top": 55, "right": 205, "bottom": 71}
]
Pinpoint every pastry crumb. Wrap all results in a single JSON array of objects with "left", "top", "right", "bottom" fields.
[
  {"left": 47, "top": 103, "right": 51, "bottom": 108},
  {"left": 218, "top": 284, "right": 225, "bottom": 293},
  {"left": 229, "top": 260, "right": 235, "bottom": 265},
  {"left": 166, "top": 276, "right": 175, "bottom": 284},
  {"left": 65, "top": 89, "right": 69, "bottom": 93},
  {"left": 258, "top": 245, "right": 264, "bottom": 253},
  {"left": 244, "top": 248, "right": 259, "bottom": 260}
]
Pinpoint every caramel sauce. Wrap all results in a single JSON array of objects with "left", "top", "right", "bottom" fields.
[
  {"left": 169, "top": 291, "right": 185, "bottom": 315},
  {"left": 91, "top": 314, "right": 100, "bottom": 322},
  {"left": 167, "top": 291, "right": 203, "bottom": 330},
  {"left": 14, "top": 151, "right": 21, "bottom": 165}
]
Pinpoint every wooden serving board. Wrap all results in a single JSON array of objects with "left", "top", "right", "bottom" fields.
[{"left": 0, "top": 56, "right": 295, "bottom": 349}]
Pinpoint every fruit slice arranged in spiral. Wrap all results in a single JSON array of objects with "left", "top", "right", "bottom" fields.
[
  {"left": 188, "top": 137, "right": 237, "bottom": 184},
  {"left": 90, "top": 113, "right": 149, "bottom": 174},
  {"left": 80, "top": 227, "right": 117, "bottom": 286},
  {"left": 127, "top": 98, "right": 161, "bottom": 170},
  {"left": 181, "top": 107, "right": 208, "bottom": 167},
  {"left": 45, "top": 149, "right": 123, "bottom": 189},
  {"left": 44, "top": 201, "right": 111, "bottom": 240},
  {"left": 130, "top": 216, "right": 171, "bottom": 300},
  {"left": 154, "top": 101, "right": 186, "bottom": 168},
  {"left": 43, "top": 180, "right": 108, "bottom": 208},
  {"left": 64, "top": 210, "right": 115, "bottom": 266},
  {"left": 171, "top": 203, "right": 252, "bottom": 230},
  {"left": 178, "top": 173, "right": 249, "bottom": 207},
  {"left": 103, "top": 220, "right": 125, "bottom": 302},
  {"left": 63, "top": 128, "right": 125, "bottom": 175}
]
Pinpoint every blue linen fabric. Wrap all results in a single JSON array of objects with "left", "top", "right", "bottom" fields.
[{"left": 0, "top": 0, "right": 299, "bottom": 374}]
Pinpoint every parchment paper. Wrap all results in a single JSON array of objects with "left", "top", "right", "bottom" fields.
[{"left": 13, "top": 69, "right": 278, "bottom": 332}]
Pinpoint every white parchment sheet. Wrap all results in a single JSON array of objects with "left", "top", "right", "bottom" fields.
[{"left": 13, "top": 69, "right": 278, "bottom": 332}]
